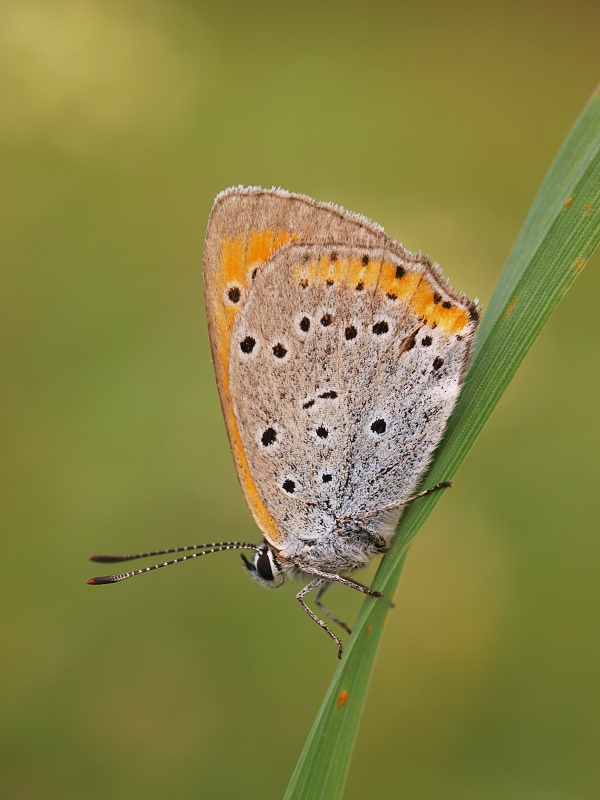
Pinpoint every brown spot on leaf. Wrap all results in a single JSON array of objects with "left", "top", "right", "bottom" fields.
[
  {"left": 337, "top": 689, "right": 349, "bottom": 708},
  {"left": 503, "top": 297, "right": 518, "bottom": 320}
]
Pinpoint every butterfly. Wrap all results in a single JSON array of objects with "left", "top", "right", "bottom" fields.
[{"left": 89, "top": 187, "right": 479, "bottom": 658}]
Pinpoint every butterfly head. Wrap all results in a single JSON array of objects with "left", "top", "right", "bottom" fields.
[{"left": 241, "top": 540, "right": 285, "bottom": 588}]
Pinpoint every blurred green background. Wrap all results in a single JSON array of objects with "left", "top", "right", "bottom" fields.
[{"left": 2, "top": 1, "right": 599, "bottom": 798}]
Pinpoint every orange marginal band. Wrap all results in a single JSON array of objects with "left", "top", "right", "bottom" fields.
[{"left": 294, "top": 256, "right": 471, "bottom": 336}]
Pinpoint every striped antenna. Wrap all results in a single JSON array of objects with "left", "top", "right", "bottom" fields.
[{"left": 87, "top": 542, "right": 258, "bottom": 585}]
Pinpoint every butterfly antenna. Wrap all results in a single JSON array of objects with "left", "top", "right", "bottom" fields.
[{"left": 87, "top": 542, "right": 258, "bottom": 585}]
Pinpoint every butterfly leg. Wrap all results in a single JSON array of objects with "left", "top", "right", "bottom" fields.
[
  {"left": 296, "top": 579, "right": 344, "bottom": 659},
  {"left": 301, "top": 567, "right": 384, "bottom": 598},
  {"left": 315, "top": 582, "right": 352, "bottom": 635},
  {"left": 356, "top": 481, "right": 452, "bottom": 522}
]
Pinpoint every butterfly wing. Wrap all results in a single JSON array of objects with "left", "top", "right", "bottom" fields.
[{"left": 203, "top": 187, "right": 389, "bottom": 544}]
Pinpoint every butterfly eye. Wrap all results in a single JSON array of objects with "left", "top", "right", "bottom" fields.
[{"left": 255, "top": 549, "right": 274, "bottom": 581}]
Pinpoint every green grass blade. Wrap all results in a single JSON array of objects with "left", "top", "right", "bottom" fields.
[
  {"left": 284, "top": 87, "right": 600, "bottom": 800},
  {"left": 477, "top": 85, "right": 600, "bottom": 346}
]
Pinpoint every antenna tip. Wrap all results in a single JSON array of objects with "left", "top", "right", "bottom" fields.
[{"left": 89, "top": 554, "right": 126, "bottom": 563}]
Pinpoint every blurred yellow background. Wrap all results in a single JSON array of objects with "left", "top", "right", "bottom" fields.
[{"left": 1, "top": 1, "right": 599, "bottom": 798}]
